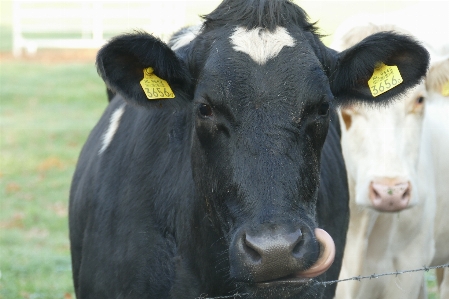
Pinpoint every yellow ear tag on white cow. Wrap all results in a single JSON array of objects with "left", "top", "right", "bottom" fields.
[
  {"left": 442, "top": 81, "right": 449, "bottom": 97},
  {"left": 140, "top": 67, "right": 175, "bottom": 100},
  {"left": 368, "top": 63, "right": 403, "bottom": 97}
]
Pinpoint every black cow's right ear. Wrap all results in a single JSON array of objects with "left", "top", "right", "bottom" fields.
[{"left": 96, "top": 32, "right": 192, "bottom": 108}]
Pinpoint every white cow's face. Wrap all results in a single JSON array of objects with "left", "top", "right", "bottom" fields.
[{"left": 340, "top": 84, "right": 427, "bottom": 211}]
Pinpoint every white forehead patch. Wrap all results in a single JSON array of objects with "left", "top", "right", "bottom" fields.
[
  {"left": 99, "top": 104, "right": 126, "bottom": 155},
  {"left": 230, "top": 26, "right": 296, "bottom": 65}
]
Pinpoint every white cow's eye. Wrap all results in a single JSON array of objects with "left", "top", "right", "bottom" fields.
[{"left": 416, "top": 96, "right": 425, "bottom": 104}]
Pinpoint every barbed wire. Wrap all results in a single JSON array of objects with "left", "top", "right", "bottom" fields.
[
  {"left": 196, "top": 263, "right": 449, "bottom": 299},
  {"left": 316, "top": 263, "right": 449, "bottom": 287}
]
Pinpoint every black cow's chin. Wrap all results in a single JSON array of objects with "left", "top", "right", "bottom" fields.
[
  {"left": 234, "top": 277, "right": 320, "bottom": 299},
  {"left": 253, "top": 275, "right": 312, "bottom": 288}
]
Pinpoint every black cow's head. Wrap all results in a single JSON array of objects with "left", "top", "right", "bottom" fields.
[{"left": 96, "top": 0, "right": 428, "bottom": 297}]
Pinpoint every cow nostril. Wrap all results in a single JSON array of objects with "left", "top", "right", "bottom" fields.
[
  {"left": 243, "top": 234, "right": 262, "bottom": 263},
  {"left": 369, "top": 184, "right": 381, "bottom": 202},
  {"left": 402, "top": 185, "right": 411, "bottom": 199},
  {"left": 292, "top": 232, "right": 305, "bottom": 256}
]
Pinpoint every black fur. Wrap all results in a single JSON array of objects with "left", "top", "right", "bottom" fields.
[
  {"left": 106, "top": 88, "right": 115, "bottom": 102},
  {"left": 70, "top": 1, "right": 429, "bottom": 298},
  {"left": 96, "top": 32, "right": 192, "bottom": 109},
  {"left": 330, "top": 31, "right": 430, "bottom": 104},
  {"left": 203, "top": 0, "right": 319, "bottom": 33}
]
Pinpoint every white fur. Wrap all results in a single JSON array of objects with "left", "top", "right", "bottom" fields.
[
  {"left": 337, "top": 85, "right": 436, "bottom": 299},
  {"left": 99, "top": 104, "right": 126, "bottom": 155},
  {"left": 230, "top": 26, "right": 295, "bottom": 65},
  {"left": 170, "top": 24, "right": 202, "bottom": 51},
  {"left": 341, "top": 85, "right": 427, "bottom": 208},
  {"left": 333, "top": 24, "right": 443, "bottom": 299}
]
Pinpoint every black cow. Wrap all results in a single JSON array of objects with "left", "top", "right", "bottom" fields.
[{"left": 69, "top": 0, "right": 429, "bottom": 298}]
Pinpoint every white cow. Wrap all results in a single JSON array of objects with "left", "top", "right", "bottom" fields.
[{"left": 332, "top": 23, "right": 447, "bottom": 299}]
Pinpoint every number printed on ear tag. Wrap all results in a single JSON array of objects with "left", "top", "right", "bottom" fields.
[
  {"left": 140, "top": 67, "right": 175, "bottom": 100},
  {"left": 442, "top": 81, "right": 449, "bottom": 97},
  {"left": 368, "top": 63, "right": 403, "bottom": 97}
]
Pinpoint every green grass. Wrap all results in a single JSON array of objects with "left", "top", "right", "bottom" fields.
[{"left": 0, "top": 61, "right": 106, "bottom": 299}]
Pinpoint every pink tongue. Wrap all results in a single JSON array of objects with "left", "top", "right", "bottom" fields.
[{"left": 298, "top": 228, "right": 335, "bottom": 278}]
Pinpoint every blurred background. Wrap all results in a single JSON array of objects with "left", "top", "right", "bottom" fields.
[{"left": 0, "top": 1, "right": 445, "bottom": 298}]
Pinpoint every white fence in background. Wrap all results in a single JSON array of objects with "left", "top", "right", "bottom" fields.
[{"left": 12, "top": 0, "right": 187, "bottom": 56}]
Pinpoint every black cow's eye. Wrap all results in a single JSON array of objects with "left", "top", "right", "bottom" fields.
[
  {"left": 318, "top": 102, "right": 329, "bottom": 116},
  {"left": 198, "top": 103, "right": 213, "bottom": 118},
  {"left": 417, "top": 96, "right": 425, "bottom": 104}
]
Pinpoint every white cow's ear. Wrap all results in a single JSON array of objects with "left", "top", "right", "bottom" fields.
[
  {"left": 328, "top": 31, "right": 429, "bottom": 106},
  {"left": 96, "top": 32, "right": 193, "bottom": 109},
  {"left": 426, "top": 58, "right": 449, "bottom": 95}
]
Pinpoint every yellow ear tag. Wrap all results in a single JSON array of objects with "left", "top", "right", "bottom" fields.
[
  {"left": 442, "top": 81, "right": 449, "bottom": 97},
  {"left": 368, "top": 63, "right": 403, "bottom": 97},
  {"left": 139, "top": 67, "right": 175, "bottom": 100}
]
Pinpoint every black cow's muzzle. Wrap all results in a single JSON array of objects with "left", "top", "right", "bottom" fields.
[{"left": 229, "top": 224, "right": 335, "bottom": 284}]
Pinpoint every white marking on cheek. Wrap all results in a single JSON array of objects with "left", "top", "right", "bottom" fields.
[
  {"left": 99, "top": 104, "right": 126, "bottom": 155},
  {"left": 230, "top": 26, "right": 296, "bottom": 65},
  {"left": 170, "top": 24, "right": 202, "bottom": 51}
]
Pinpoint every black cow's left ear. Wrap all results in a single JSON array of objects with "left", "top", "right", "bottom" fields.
[
  {"left": 328, "top": 31, "right": 429, "bottom": 105},
  {"left": 96, "top": 32, "right": 192, "bottom": 108}
]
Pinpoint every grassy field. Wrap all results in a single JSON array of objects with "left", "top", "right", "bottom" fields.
[
  {"left": 0, "top": 1, "right": 442, "bottom": 298},
  {"left": 0, "top": 59, "right": 106, "bottom": 298}
]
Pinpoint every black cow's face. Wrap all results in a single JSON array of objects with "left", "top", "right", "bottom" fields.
[
  {"left": 190, "top": 26, "right": 334, "bottom": 293},
  {"left": 95, "top": 0, "right": 429, "bottom": 297}
]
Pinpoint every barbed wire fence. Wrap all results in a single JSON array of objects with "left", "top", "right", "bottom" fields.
[
  {"left": 317, "top": 263, "right": 449, "bottom": 287},
  {"left": 196, "top": 263, "right": 449, "bottom": 299}
]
